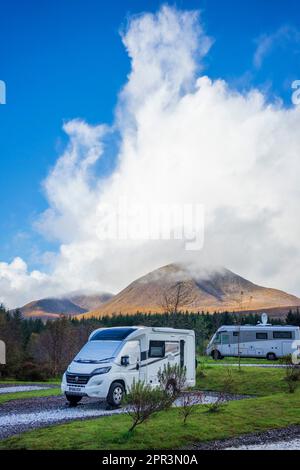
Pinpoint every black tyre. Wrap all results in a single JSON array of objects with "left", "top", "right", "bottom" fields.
[
  {"left": 65, "top": 394, "right": 82, "bottom": 406},
  {"left": 107, "top": 382, "right": 125, "bottom": 407},
  {"left": 266, "top": 352, "right": 277, "bottom": 361},
  {"left": 211, "top": 349, "right": 222, "bottom": 360},
  {"left": 165, "top": 380, "right": 177, "bottom": 397}
]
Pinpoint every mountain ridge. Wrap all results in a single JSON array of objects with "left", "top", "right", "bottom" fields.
[
  {"left": 81, "top": 263, "right": 300, "bottom": 319},
  {"left": 18, "top": 292, "right": 114, "bottom": 319}
]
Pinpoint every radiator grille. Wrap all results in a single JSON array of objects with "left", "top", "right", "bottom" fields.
[{"left": 66, "top": 373, "right": 90, "bottom": 385}]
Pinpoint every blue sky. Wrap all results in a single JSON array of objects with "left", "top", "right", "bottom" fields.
[{"left": 1, "top": 0, "right": 300, "bottom": 271}]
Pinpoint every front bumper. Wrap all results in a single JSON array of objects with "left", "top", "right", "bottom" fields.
[{"left": 61, "top": 373, "right": 111, "bottom": 399}]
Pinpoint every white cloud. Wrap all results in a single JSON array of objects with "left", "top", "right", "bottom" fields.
[
  {"left": 253, "top": 25, "right": 300, "bottom": 69},
  {"left": 0, "top": 257, "right": 60, "bottom": 307},
  {"left": 2, "top": 5, "right": 300, "bottom": 309}
]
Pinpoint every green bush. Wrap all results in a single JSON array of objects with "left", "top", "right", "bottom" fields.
[{"left": 124, "top": 380, "right": 172, "bottom": 433}]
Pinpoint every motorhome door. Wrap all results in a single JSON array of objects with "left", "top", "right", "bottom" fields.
[
  {"left": 120, "top": 340, "right": 141, "bottom": 388},
  {"left": 220, "top": 332, "right": 232, "bottom": 356},
  {"left": 147, "top": 340, "right": 181, "bottom": 386}
]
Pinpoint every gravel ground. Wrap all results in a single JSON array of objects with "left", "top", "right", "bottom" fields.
[
  {"left": 227, "top": 439, "right": 300, "bottom": 450},
  {"left": 0, "top": 395, "right": 122, "bottom": 440},
  {"left": 187, "top": 425, "right": 300, "bottom": 450},
  {"left": 0, "top": 391, "right": 244, "bottom": 441}
]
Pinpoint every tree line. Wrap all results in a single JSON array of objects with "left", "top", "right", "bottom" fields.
[{"left": 0, "top": 303, "right": 298, "bottom": 380}]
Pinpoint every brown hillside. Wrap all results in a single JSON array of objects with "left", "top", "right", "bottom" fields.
[{"left": 81, "top": 264, "right": 300, "bottom": 318}]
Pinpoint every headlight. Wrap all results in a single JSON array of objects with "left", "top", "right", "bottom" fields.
[{"left": 91, "top": 367, "right": 111, "bottom": 375}]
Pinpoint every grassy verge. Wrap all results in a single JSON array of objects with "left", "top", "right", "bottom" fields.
[
  {"left": 197, "top": 355, "right": 277, "bottom": 365},
  {"left": 0, "top": 387, "right": 61, "bottom": 405},
  {"left": 0, "top": 379, "right": 60, "bottom": 385},
  {"left": 1, "top": 390, "right": 299, "bottom": 450},
  {"left": 196, "top": 365, "right": 287, "bottom": 395}
]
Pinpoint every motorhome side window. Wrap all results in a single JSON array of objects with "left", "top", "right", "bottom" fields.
[
  {"left": 256, "top": 332, "right": 268, "bottom": 340},
  {"left": 273, "top": 331, "right": 293, "bottom": 339},
  {"left": 165, "top": 341, "right": 179, "bottom": 354},
  {"left": 149, "top": 340, "right": 165, "bottom": 358}
]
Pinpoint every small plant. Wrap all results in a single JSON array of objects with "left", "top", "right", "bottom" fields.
[
  {"left": 124, "top": 380, "right": 172, "bottom": 433},
  {"left": 222, "top": 367, "right": 235, "bottom": 394},
  {"left": 281, "top": 355, "right": 300, "bottom": 393},
  {"left": 179, "top": 391, "right": 203, "bottom": 425},
  {"left": 205, "top": 368, "right": 234, "bottom": 413},
  {"left": 157, "top": 363, "right": 186, "bottom": 397},
  {"left": 205, "top": 392, "right": 227, "bottom": 413},
  {"left": 197, "top": 360, "right": 207, "bottom": 379}
]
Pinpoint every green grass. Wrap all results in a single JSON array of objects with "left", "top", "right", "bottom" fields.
[
  {"left": 0, "top": 378, "right": 60, "bottom": 384},
  {"left": 0, "top": 367, "right": 296, "bottom": 449},
  {"left": 0, "top": 387, "right": 61, "bottom": 405},
  {"left": 196, "top": 365, "right": 287, "bottom": 396},
  {"left": 1, "top": 390, "right": 299, "bottom": 450},
  {"left": 197, "top": 355, "right": 277, "bottom": 365}
]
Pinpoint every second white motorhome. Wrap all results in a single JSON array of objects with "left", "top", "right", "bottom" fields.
[
  {"left": 61, "top": 326, "right": 196, "bottom": 406},
  {"left": 206, "top": 321, "right": 300, "bottom": 361}
]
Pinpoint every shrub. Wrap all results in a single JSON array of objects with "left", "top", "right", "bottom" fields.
[
  {"left": 124, "top": 380, "right": 172, "bottom": 433},
  {"left": 196, "top": 360, "right": 207, "bottom": 379},
  {"left": 281, "top": 355, "right": 300, "bottom": 393},
  {"left": 205, "top": 392, "right": 228, "bottom": 413},
  {"left": 205, "top": 368, "right": 234, "bottom": 413},
  {"left": 157, "top": 363, "right": 186, "bottom": 397},
  {"left": 179, "top": 391, "right": 203, "bottom": 425}
]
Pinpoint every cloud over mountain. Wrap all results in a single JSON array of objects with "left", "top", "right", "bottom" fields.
[{"left": 1, "top": 5, "right": 300, "bottom": 309}]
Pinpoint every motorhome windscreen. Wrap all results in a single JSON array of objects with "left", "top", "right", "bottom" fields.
[
  {"left": 90, "top": 328, "right": 137, "bottom": 341},
  {"left": 74, "top": 341, "right": 121, "bottom": 363}
]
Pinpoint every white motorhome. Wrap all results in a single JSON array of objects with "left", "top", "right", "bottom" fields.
[
  {"left": 61, "top": 326, "right": 196, "bottom": 406},
  {"left": 206, "top": 321, "right": 300, "bottom": 361}
]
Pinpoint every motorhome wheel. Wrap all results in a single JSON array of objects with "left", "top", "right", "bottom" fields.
[
  {"left": 211, "top": 349, "right": 222, "bottom": 360},
  {"left": 166, "top": 380, "right": 177, "bottom": 397},
  {"left": 107, "top": 382, "right": 125, "bottom": 407},
  {"left": 266, "top": 352, "right": 277, "bottom": 361}
]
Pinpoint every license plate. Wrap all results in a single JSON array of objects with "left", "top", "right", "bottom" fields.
[{"left": 68, "top": 386, "right": 85, "bottom": 393}]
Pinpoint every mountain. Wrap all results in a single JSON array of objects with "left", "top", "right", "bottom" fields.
[
  {"left": 68, "top": 293, "right": 114, "bottom": 312},
  {"left": 81, "top": 263, "right": 300, "bottom": 318},
  {"left": 19, "top": 293, "right": 114, "bottom": 319}
]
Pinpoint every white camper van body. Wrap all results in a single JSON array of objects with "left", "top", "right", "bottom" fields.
[
  {"left": 206, "top": 324, "right": 300, "bottom": 360},
  {"left": 61, "top": 326, "right": 195, "bottom": 405}
]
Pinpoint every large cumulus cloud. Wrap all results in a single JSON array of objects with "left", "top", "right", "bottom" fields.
[{"left": 1, "top": 5, "right": 300, "bottom": 309}]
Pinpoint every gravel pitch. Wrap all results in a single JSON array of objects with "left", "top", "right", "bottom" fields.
[
  {"left": 0, "top": 395, "right": 122, "bottom": 440},
  {"left": 187, "top": 425, "right": 300, "bottom": 451},
  {"left": 227, "top": 439, "right": 300, "bottom": 450}
]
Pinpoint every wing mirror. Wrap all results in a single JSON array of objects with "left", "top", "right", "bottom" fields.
[{"left": 121, "top": 355, "right": 130, "bottom": 366}]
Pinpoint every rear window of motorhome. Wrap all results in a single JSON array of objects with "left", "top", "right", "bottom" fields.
[
  {"left": 273, "top": 331, "right": 293, "bottom": 339},
  {"left": 91, "top": 328, "right": 137, "bottom": 341}
]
